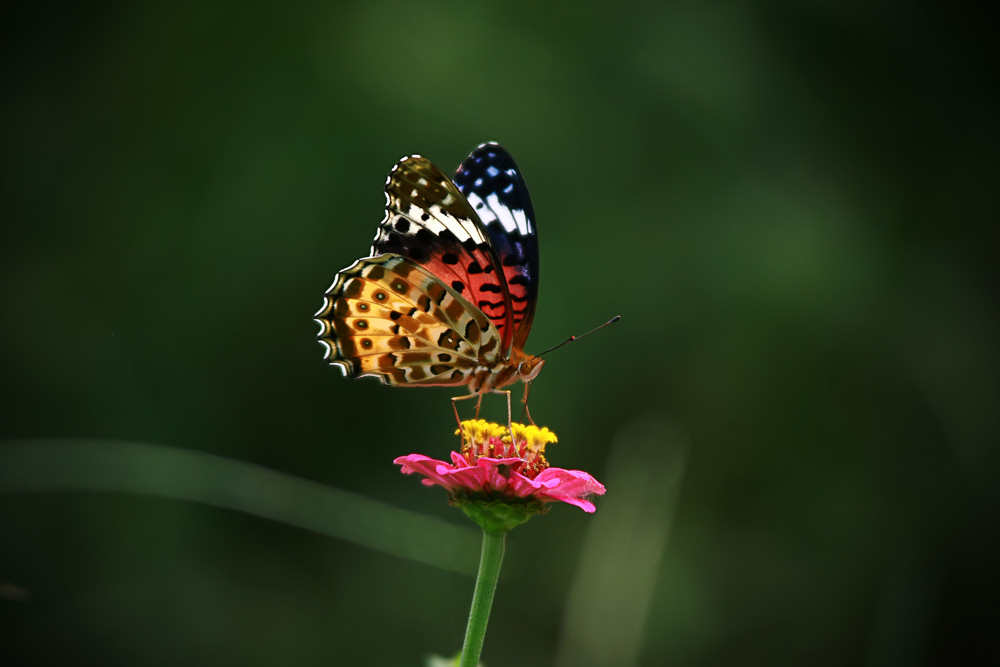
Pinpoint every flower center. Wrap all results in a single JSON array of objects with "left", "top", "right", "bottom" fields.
[{"left": 458, "top": 419, "right": 557, "bottom": 480}]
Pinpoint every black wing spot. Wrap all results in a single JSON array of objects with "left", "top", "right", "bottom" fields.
[
  {"left": 415, "top": 229, "right": 435, "bottom": 244},
  {"left": 394, "top": 217, "right": 410, "bottom": 233},
  {"left": 442, "top": 252, "right": 459, "bottom": 265},
  {"left": 509, "top": 275, "right": 530, "bottom": 286},
  {"left": 389, "top": 311, "right": 402, "bottom": 321},
  {"left": 438, "top": 330, "right": 459, "bottom": 347},
  {"left": 452, "top": 280, "right": 466, "bottom": 293},
  {"left": 420, "top": 212, "right": 430, "bottom": 221},
  {"left": 467, "top": 261, "right": 483, "bottom": 274},
  {"left": 438, "top": 353, "right": 453, "bottom": 362},
  {"left": 480, "top": 283, "right": 502, "bottom": 293}
]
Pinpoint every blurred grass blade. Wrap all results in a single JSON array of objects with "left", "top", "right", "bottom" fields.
[
  {"left": 0, "top": 439, "right": 478, "bottom": 574},
  {"left": 554, "top": 418, "right": 687, "bottom": 667}
]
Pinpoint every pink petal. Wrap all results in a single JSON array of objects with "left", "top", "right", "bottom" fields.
[
  {"left": 535, "top": 468, "right": 607, "bottom": 497},
  {"left": 552, "top": 496, "right": 598, "bottom": 513},
  {"left": 395, "top": 453, "right": 605, "bottom": 512},
  {"left": 394, "top": 454, "right": 456, "bottom": 489}
]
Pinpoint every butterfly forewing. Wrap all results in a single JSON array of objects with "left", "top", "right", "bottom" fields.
[
  {"left": 453, "top": 143, "right": 540, "bottom": 351},
  {"left": 373, "top": 155, "right": 517, "bottom": 353},
  {"left": 316, "top": 254, "right": 502, "bottom": 386}
]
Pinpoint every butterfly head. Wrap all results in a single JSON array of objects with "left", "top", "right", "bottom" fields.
[{"left": 516, "top": 355, "right": 545, "bottom": 382}]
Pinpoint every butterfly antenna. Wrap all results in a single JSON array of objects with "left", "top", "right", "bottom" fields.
[{"left": 535, "top": 315, "right": 621, "bottom": 358}]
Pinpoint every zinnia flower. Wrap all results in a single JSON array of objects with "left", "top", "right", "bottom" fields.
[{"left": 395, "top": 420, "right": 606, "bottom": 532}]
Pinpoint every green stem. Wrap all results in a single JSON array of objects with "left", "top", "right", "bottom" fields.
[{"left": 459, "top": 529, "right": 507, "bottom": 667}]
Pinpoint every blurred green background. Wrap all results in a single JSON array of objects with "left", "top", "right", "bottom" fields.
[{"left": 2, "top": 2, "right": 997, "bottom": 665}]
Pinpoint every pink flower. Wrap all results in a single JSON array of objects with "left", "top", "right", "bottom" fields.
[{"left": 394, "top": 420, "right": 606, "bottom": 514}]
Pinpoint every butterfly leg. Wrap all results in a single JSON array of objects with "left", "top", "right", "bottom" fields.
[
  {"left": 519, "top": 381, "right": 537, "bottom": 426},
  {"left": 488, "top": 389, "right": 515, "bottom": 443},
  {"left": 451, "top": 393, "right": 481, "bottom": 447}
]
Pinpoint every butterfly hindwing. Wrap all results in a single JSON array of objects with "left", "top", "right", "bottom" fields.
[
  {"left": 372, "top": 155, "right": 517, "bottom": 353},
  {"left": 453, "top": 142, "right": 540, "bottom": 350},
  {"left": 315, "top": 254, "right": 502, "bottom": 386}
]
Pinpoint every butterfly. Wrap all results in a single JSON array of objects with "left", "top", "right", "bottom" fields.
[{"left": 314, "top": 142, "right": 543, "bottom": 427}]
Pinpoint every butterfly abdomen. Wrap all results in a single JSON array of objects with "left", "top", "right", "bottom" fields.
[{"left": 468, "top": 364, "right": 519, "bottom": 393}]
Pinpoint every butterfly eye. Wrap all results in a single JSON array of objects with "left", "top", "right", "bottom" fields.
[{"left": 518, "top": 358, "right": 544, "bottom": 381}]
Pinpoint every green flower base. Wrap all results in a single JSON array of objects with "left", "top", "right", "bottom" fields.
[{"left": 454, "top": 496, "right": 549, "bottom": 534}]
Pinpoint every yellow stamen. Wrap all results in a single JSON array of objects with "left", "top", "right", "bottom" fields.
[{"left": 457, "top": 420, "right": 558, "bottom": 459}]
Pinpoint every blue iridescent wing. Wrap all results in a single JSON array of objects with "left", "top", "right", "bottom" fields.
[{"left": 452, "top": 142, "right": 539, "bottom": 351}]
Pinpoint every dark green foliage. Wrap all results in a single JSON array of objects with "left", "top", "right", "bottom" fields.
[{"left": 1, "top": 2, "right": 997, "bottom": 665}]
